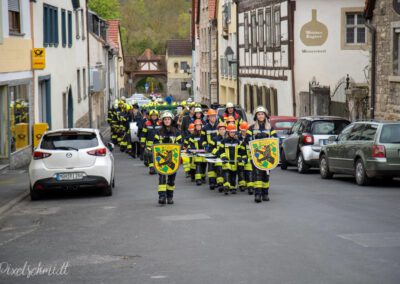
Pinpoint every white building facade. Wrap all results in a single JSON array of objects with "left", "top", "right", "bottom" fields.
[
  {"left": 237, "top": 0, "right": 369, "bottom": 118},
  {"left": 32, "top": 0, "right": 89, "bottom": 129}
]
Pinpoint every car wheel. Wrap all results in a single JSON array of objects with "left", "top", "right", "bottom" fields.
[
  {"left": 320, "top": 155, "right": 333, "bottom": 179},
  {"left": 102, "top": 183, "right": 113, "bottom": 196},
  {"left": 355, "top": 159, "right": 371, "bottom": 186},
  {"left": 280, "top": 149, "right": 288, "bottom": 170},
  {"left": 30, "top": 186, "right": 41, "bottom": 201},
  {"left": 297, "top": 153, "right": 309, "bottom": 174}
]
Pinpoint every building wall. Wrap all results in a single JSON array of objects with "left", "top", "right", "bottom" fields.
[
  {"left": 0, "top": 0, "right": 33, "bottom": 167},
  {"left": 32, "top": 0, "right": 89, "bottom": 129},
  {"left": 294, "top": 0, "right": 369, "bottom": 107},
  {"left": 218, "top": 0, "right": 238, "bottom": 105},
  {"left": 371, "top": 0, "right": 400, "bottom": 120},
  {"left": 166, "top": 54, "right": 192, "bottom": 100},
  {"left": 116, "top": 32, "right": 125, "bottom": 97}
]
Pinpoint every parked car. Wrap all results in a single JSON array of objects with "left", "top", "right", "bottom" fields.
[
  {"left": 29, "top": 129, "right": 115, "bottom": 200},
  {"left": 319, "top": 121, "right": 400, "bottom": 185},
  {"left": 281, "top": 116, "right": 350, "bottom": 173},
  {"left": 127, "top": 93, "right": 151, "bottom": 107},
  {"left": 269, "top": 116, "right": 298, "bottom": 147},
  {"left": 217, "top": 105, "right": 248, "bottom": 122}
]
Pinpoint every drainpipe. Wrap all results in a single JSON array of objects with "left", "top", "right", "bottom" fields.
[
  {"left": 289, "top": 1, "right": 296, "bottom": 117},
  {"left": 86, "top": 5, "right": 93, "bottom": 128},
  {"left": 236, "top": 1, "right": 240, "bottom": 105},
  {"left": 365, "top": 21, "right": 376, "bottom": 120},
  {"left": 208, "top": 23, "right": 212, "bottom": 105}
]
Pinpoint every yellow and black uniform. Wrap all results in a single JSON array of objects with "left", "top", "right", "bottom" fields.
[
  {"left": 216, "top": 134, "right": 246, "bottom": 195},
  {"left": 248, "top": 122, "right": 277, "bottom": 202},
  {"left": 109, "top": 107, "right": 120, "bottom": 144},
  {"left": 140, "top": 117, "right": 162, "bottom": 174},
  {"left": 211, "top": 134, "right": 225, "bottom": 191},
  {"left": 118, "top": 108, "right": 130, "bottom": 152},
  {"left": 153, "top": 126, "right": 182, "bottom": 204},
  {"left": 239, "top": 131, "right": 254, "bottom": 195},
  {"left": 203, "top": 121, "right": 218, "bottom": 189},
  {"left": 188, "top": 129, "right": 207, "bottom": 186}
]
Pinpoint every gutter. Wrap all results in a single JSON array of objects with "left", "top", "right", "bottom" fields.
[{"left": 365, "top": 21, "right": 376, "bottom": 120}]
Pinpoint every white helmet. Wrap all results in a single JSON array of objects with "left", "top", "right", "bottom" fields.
[
  {"left": 187, "top": 97, "right": 193, "bottom": 103},
  {"left": 226, "top": 102, "right": 234, "bottom": 108},
  {"left": 161, "top": 111, "right": 174, "bottom": 120},
  {"left": 254, "top": 106, "right": 269, "bottom": 118},
  {"left": 194, "top": 107, "right": 202, "bottom": 113}
]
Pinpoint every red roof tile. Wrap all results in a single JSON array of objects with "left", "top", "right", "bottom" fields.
[{"left": 137, "top": 48, "right": 162, "bottom": 61}]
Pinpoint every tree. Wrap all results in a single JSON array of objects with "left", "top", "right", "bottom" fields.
[{"left": 88, "top": 0, "right": 120, "bottom": 19}]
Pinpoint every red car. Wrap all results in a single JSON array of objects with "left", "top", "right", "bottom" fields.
[{"left": 269, "top": 116, "right": 298, "bottom": 145}]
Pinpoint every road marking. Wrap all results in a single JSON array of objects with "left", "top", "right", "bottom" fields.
[
  {"left": 103, "top": 206, "right": 116, "bottom": 210},
  {"left": 0, "top": 225, "right": 39, "bottom": 246},
  {"left": 11, "top": 206, "right": 60, "bottom": 216},
  {"left": 151, "top": 275, "right": 168, "bottom": 279},
  {"left": 160, "top": 213, "right": 211, "bottom": 221},
  {"left": 338, "top": 232, "right": 400, "bottom": 248}
]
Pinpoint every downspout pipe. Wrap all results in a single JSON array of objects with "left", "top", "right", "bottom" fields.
[
  {"left": 365, "top": 21, "right": 376, "bottom": 120},
  {"left": 86, "top": 6, "right": 92, "bottom": 128}
]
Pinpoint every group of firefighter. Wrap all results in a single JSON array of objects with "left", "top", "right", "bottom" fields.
[{"left": 108, "top": 98, "right": 277, "bottom": 205}]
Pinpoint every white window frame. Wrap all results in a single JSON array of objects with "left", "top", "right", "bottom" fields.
[{"left": 345, "top": 12, "right": 366, "bottom": 45}]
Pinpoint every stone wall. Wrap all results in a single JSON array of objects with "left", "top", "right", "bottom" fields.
[
  {"left": 75, "top": 112, "right": 90, "bottom": 128},
  {"left": 10, "top": 146, "right": 32, "bottom": 170},
  {"left": 372, "top": 0, "right": 400, "bottom": 120}
]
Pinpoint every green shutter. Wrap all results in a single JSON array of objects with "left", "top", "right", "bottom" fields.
[
  {"left": 68, "top": 11, "right": 72, "bottom": 47},
  {"left": 62, "top": 10, "right": 66, "bottom": 47}
]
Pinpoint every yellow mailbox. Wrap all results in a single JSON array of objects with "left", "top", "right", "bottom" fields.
[
  {"left": 33, "top": 123, "right": 49, "bottom": 148},
  {"left": 15, "top": 123, "right": 29, "bottom": 149}
]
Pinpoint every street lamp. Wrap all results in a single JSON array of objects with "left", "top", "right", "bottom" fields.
[{"left": 224, "top": 46, "right": 237, "bottom": 65}]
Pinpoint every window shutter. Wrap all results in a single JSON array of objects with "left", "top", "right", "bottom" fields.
[{"left": 8, "top": 0, "right": 20, "bottom": 12}]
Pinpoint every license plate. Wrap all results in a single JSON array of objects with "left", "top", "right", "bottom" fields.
[
  {"left": 320, "top": 139, "right": 329, "bottom": 145},
  {"left": 56, "top": 172, "right": 85, "bottom": 181}
]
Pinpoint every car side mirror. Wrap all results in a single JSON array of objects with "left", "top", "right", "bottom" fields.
[{"left": 107, "top": 142, "right": 114, "bottom": 152}]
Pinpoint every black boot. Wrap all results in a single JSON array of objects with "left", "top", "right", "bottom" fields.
[
  {"left": 201, "top": 177, "right": 206, "bottom": 184},
  {"left": 262, "top": 189, "right": 270, "bottom": 201},
  {"left": 223, "top": 187, "right": 229, "bottom": 195},
  {"left": 254, "top": 190, "right": 262, "bottom": 203},
  {"left": 218, "top": 185, "right": 224, "bottom": 193},
  {"left": 167, "top": 191, "right": 174, "bottom": 204},
  {"left": 149, "top": 167, "right": 156, "bottom": 175},
  {"left": 248, "top": 188, "right": 254, "bottom": 195},
  {"left": 209, "top": 184, "right": 215, "bottom": 190},
  {"left": 191, "top": 170, "right": 195, "bottom": 182},
  {"left": 239, "top": 186, "right": 246, "bottom": 192},
  {"left": 231, "top": 188, "right": 237, "bottom": 194},
  {"left": 196, "top": 180, "right": 202, "bottom": 186},
  {"left": 158, "top": 193, "right": 166, "bottom": 205}
]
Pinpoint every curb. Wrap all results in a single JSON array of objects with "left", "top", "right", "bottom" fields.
[{"left": 0, "top": 190, "right": 30, "bottom": 218}]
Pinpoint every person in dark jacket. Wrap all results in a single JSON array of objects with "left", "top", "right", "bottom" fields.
[
  {"left": 140, "top": 110, "right": 162, "bottom": 174},
  {"left": 203, "top": 109, "right": 218, "bottom": 189},
  {"left": 180, "top": 103, "right": 196, "bottom": 138},
  {"left": 128, "top": 103, "right": 143, "bottom": 158}
]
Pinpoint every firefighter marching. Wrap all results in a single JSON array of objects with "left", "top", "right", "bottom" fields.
[{"left": 107, "top": 97, "right": 278, "bottom": 205}]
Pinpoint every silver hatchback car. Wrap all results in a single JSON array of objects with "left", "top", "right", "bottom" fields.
[{"left": 280, "top": 116, "right": 350, "bottom": 173}]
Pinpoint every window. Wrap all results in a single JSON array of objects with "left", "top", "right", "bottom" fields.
[
  {"left": 77, "top": 69, "right": 81, "bottom": 102},
  {"left": 265, "top": 8, "right": 272, "bottom": 48},
  {"left": 8, "top": 0, "right": 21, "bottom": 34},
  {"left": 394, "top": 28, "right": 400, "bottom": 76},
  {"left": 61, "top": 10, "right": 66, "bottom": 47},
  {"left": 251, "top": 13, "right": 257, "bottom": 50},
  {"left": 258, "top": 10, "right": 264, "bottom": 49},
  {"left": 380, "top": 124, "right": 400, "bottom": 143},
  {"left": 338, "top": 125, "right": 353, "bottom": 142},
  {"left": 9, "top": 84, "right": 30, "bottom": 153},
  {"left": 181, "top": 82, "right": 188, "bottom": 91},
  {"left": 244, "top": 13, "right": 249, "bottom": 50},
  {"left": 68, "top": 11, "right": 72, "bottom": 47},
  {"left": 43, "top": 5, "right": 58, "bottom": 46},
  {"left": 348, "top": 124, "right": 364, "bottom": 141},
  {"left": 180, "top": 61, "right": 188, "bottom": 72},
  {"left": 312, "top": 120, "right": 350, "bottom": 135},
  {"left": 75, "top": 10, "right": 80, "bottom": 39},
  {"left": 82, "top": 68, "right": 87, "bottom": 99},
  {"left": 81, "top": 10, "right": 85, "bottom": 40},
  {"left": 359, "top": 124, "right": 378, "bottom": 141},
  {"left": 273, "top": 7, "right": 281, "bottom": 47},
  {"left": 41, "top": 133, "right": 99, "bottom": 150},
  {"left": 345, "top": 13, "right": 366, "bottom": 44}
]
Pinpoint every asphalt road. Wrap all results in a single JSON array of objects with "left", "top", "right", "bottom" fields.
[{"left": 1, "top": 150, "right": 400, "bottom": 284}]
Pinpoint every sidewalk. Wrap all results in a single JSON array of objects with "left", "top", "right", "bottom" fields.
[{"left": 0, "top": 168, "right": 29, "bottom": 216}]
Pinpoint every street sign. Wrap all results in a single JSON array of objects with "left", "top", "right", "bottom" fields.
[{"left": 32, "top": 48, "right": 46, "bottom": 69}]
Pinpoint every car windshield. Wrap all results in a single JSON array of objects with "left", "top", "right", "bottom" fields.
[
  {"left": 275, "top": 121, "right": 295, "bottom": 129},
  {"left": 41, "top": 132, "right": 99, "bottom": 150},
  {"left": 380, "top": 124, "right": 400, "bottom": 143},
  {"left": 311, "top": 120, "right": 349, "bottom": 135}
]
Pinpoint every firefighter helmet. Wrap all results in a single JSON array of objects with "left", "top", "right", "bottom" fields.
[
  {"left": 239, "top": 121, "right": 249, "bottom": 131},
  {"left": 161, "top": 111, "right": 173, "bottom": 120},
  {"left": 194, "top": 107, "right": 202, "bottom": 113},
  {"left": 149, "top": 109, "right": 159, "bottom": 116},
  {"left": 226, "top": 102, "right": 234, "bottom": 108},
  {"left": 227, "top": 124, "right": 237, "bottom": 132},
  {"left": 217, "top": 122, "right": 227, "bottom": 129},
  {"left": 207, "top": 109, "right": 217, "bottom": 116},
  {"left": 253, "top": 106, "right": 269, "bottom": 119},
  {"left": 188, "top": 123, "right": 195, "bottom": 131}
]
